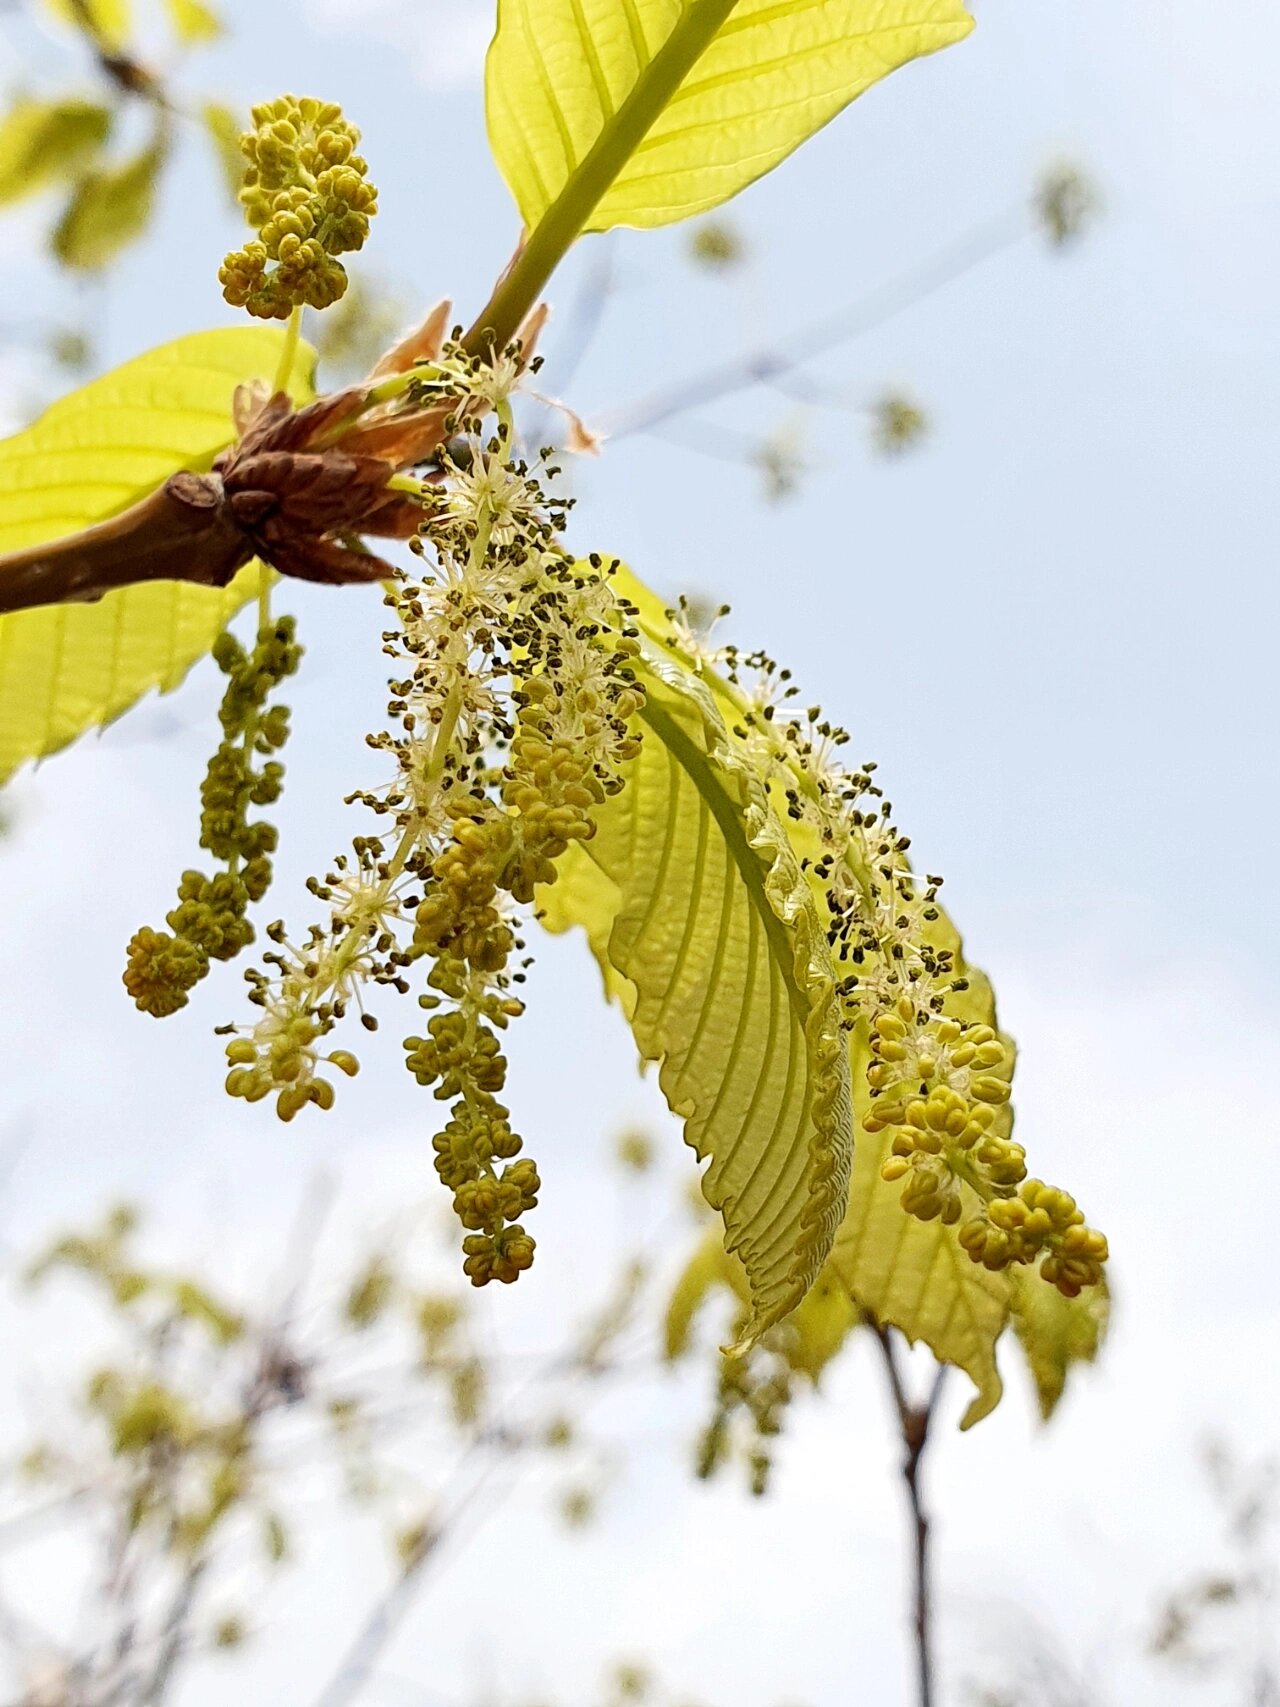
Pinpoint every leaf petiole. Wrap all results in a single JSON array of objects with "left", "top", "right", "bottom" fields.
[
  {"left": 462, "top": 0, "right": 740, "bottom": 356},
  {"left": 271, "top": 305, "right": 303, "bottom": 397}
]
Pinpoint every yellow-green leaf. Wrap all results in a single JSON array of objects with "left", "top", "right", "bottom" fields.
[
  {"left": 664, "top": 970, "right": 1019, "bottom": 1422},
  {"left": 0, "top": 327, "right": 315, "bottom": 786},
  {"left": 163, "top": 0, "right": 222, "bottom": 43},
  {"left": 0, "top": 98, "right": 113, "bottom": 208},
  {"left": 608, "top": 573, "right": 1060, "bottom": 1424},
  {"left": 202, "top": 101, "right": 245, "bottom": 206},
  {"left": 541, "top": 627, "right": 853, "bottom": 1344},
  {"left": 787, "top": 1268, "right": 862, "bottom": 1379},
  {"left": 665, "top": 1223, "right": 859, "bottom": 1378},
  {"left": 486, "top": 0, "right": 974, "bottom": 234},
  {"left": 52, "top": 142, "right": 164, "bottom": 271},
  {"left": 42, "top": 0, "right": 131, "bottom": 51},
  {"left": 665, "top": 1227, "right": 738, "bottom": 1360},
  {"left": 1008, "top": 1268, "right": 1110, "bottom": 1421},
  {"left": 659, "top": 952, "right": 1023, "bottom": 1422},
  {"left": 668, "top": 923, "right": 1102, "bottom": 1425}
]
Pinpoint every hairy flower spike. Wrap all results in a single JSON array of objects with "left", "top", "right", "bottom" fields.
[
  {"left": 125, "top": 620, "right": 301, "bottom": 1017},
  {"left": 219, "top": 96, "right": 377, "bottom": 320},
  {"left": 224, "top": 336, "right": 645, "bottom": 1290}
]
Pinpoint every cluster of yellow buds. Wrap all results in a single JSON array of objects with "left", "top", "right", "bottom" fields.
[
  {"left": 125, "top": 620, "right": 300, "bottom": 1017},
  {"left": 960, "top": 1183, "right": 1109, "bottom": 1296},
  {"left": 401, "top": 957, "right": 536, "bottom": 1284},
  {"left": 869, "top": 1005, "right": 1018, "bottom": 1212},
  {"left": 863, "top": 998, "right": 1107, "bottom": 1295},
  {"left": 409, "top": 803, "right": 519, "bottom": 970},
  {"left": 502, "top": 672, "right": 642, "bottom": 880},
  {"left": 429, "top": 1085, "right": 525, "bottom": 1184},
  {"left": 663, "top": 611, "right": 1109, "bottom": 1301},
  {"left": 219, "top": 95, "right": 377, "bottom": 320},
  {"left": 405, "top": 1006, "right": 506, "bottom": 1100},
  {"left": 878, "top": 1086, "right": 1009, "bottom": 1223}
]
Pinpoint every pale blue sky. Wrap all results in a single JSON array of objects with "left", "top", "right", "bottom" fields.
[{"left": 0, "top": 0, "right": 1277, "bottom": 1703}]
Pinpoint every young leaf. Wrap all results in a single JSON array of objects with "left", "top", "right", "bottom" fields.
[
  {"left": 1008, "top": 1267, "right": 1110, "bottom": 1421},
  {"left": 666, "top": 1225, "right": 859, "bottom": 1378},
  {"left": 0, "top": 98, "right": 113, "bottom": 208},
  {"left": 42, "top": 0, "right": 132, "bottom": 51},
  {"left": 202, "top": 102, "right": 245, "bottom": 206},
  {"left": 163, "top": 0, "right": 222, "bottom": 43},
  {"left": 0, "top": 327, "right": 315, "bottom": 785},
  {"left": 786, "top": 1269, "right": 863, "bottom": 1380},
  {"left": 665, "top": 1228, "right": 736, "bottom": 1360},
  {"left": 541, "top": 634, "right": 853, "bottom": 1345},
  {"left": 660, "top": 978, "right": 1015, "bottom": 1419},
  {"left": 52, "top": 142, "right": 165, "bottom": 271},
  {"left": 486, "top": 0, "right": 973, "bottom": 234},
  {"left": 663, "top": 974, "right": 1090, "bottom": 1424}
]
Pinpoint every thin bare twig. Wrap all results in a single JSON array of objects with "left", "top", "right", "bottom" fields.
[
  {"left": 307, "top": 1440, "right": 523, "bottom": 1707},
  {"left": 268, "top": 1173, "right": 340, "bottom": 1336},
  {"left": 307, "top": 1252, "right": 653, "bottom": 1707},
  {"left": 551, "top": 236, "right": 619, "bottom": 395},
  {"left": 135, "top": 1558, "right": 208, "bottom": 1707},
  {"left": 64, "top": 0, "right": 161, "bottom": 101},
  {"left": 872, "top": 1322, "right": 948, "bottom": 1707},
  {"left": 310, "top": 1545, "right": 437, "bottom": 1707},
  {"left": 598, "top": 205, "right": 1028, "bottom": 441}
]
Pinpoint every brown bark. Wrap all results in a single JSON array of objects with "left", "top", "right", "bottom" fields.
[
  {"left": 0, "top": 476, "right": 254, "bottom": 616},
  {"left": 0, "top": 394, "right": 426, "bottom": 617},
  {"left": 0, "top": 300, "right": 534, "bottom": 618},
  {"left": 873, "top": 1322, "right": 948, "bottom": 1707}
]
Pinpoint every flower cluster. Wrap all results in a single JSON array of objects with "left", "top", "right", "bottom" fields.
[
  {"left": 866, "top": 1001, "right": 1106, "bottom": 1295},
  {"left": 666, "top": 621, "right": 1108, "bottom": 1300},
  {"left": 222, "top": 339, "right": 645, "bottom": 1286},
  {"left": 219, "top": 96, "right": 377, "bottom": 320},
  {"left": 125, "top": 620, "right": 300, "bottom": 1018}
]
